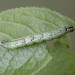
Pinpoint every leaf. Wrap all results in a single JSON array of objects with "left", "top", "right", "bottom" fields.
[
  {"left": 36, "top": 36, "right": 75, "bottom": 75},
  {"left": 0, "top": 7, "right": 75, "bottom": 75}
]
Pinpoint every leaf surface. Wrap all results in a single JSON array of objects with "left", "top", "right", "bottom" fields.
[
  {"left": 0, "top": 7, "right": 75, "bottom": 75},
  {"left": 36, "top": 36, "right": 75, "bottom": 75}
]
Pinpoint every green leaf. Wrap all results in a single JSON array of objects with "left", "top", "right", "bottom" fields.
[
  {"left": 36, "top": 36, "right": 75, "bottom": 75},
  {"left": 0, "top": 8, "right": 53, "bottom": 75},
  {"left": 0, "top": 7, "right": 75, "bottom": 75}
]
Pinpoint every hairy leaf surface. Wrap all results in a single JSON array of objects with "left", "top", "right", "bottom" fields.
[{"left": 0, "top": 7, "right": 75, "bottom": 75}]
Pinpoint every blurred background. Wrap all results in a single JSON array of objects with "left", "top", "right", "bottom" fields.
[{"left": 0, "top": 0, "right": 75, "bottom": 50}]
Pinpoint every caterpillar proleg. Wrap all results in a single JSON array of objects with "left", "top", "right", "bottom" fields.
[{"left": 0, "top": 26, "right": 74, "bottom": 49}]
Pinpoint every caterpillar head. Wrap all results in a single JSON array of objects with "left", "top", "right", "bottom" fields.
[{"left": 65, "top": 26, "right": 75, "bottom": 32}]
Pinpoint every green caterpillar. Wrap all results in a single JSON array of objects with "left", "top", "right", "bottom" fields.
[{"left": 0, "top": 26, "right": 74, "bottom": 49}]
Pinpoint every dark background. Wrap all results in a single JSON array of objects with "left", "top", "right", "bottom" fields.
[{"left": 0, "top": 0, "right": 75, "bottom": 50}]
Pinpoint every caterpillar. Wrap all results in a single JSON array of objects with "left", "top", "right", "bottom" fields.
[{"left": 0, "top": 26, "right": 74, "bottom": 49}]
